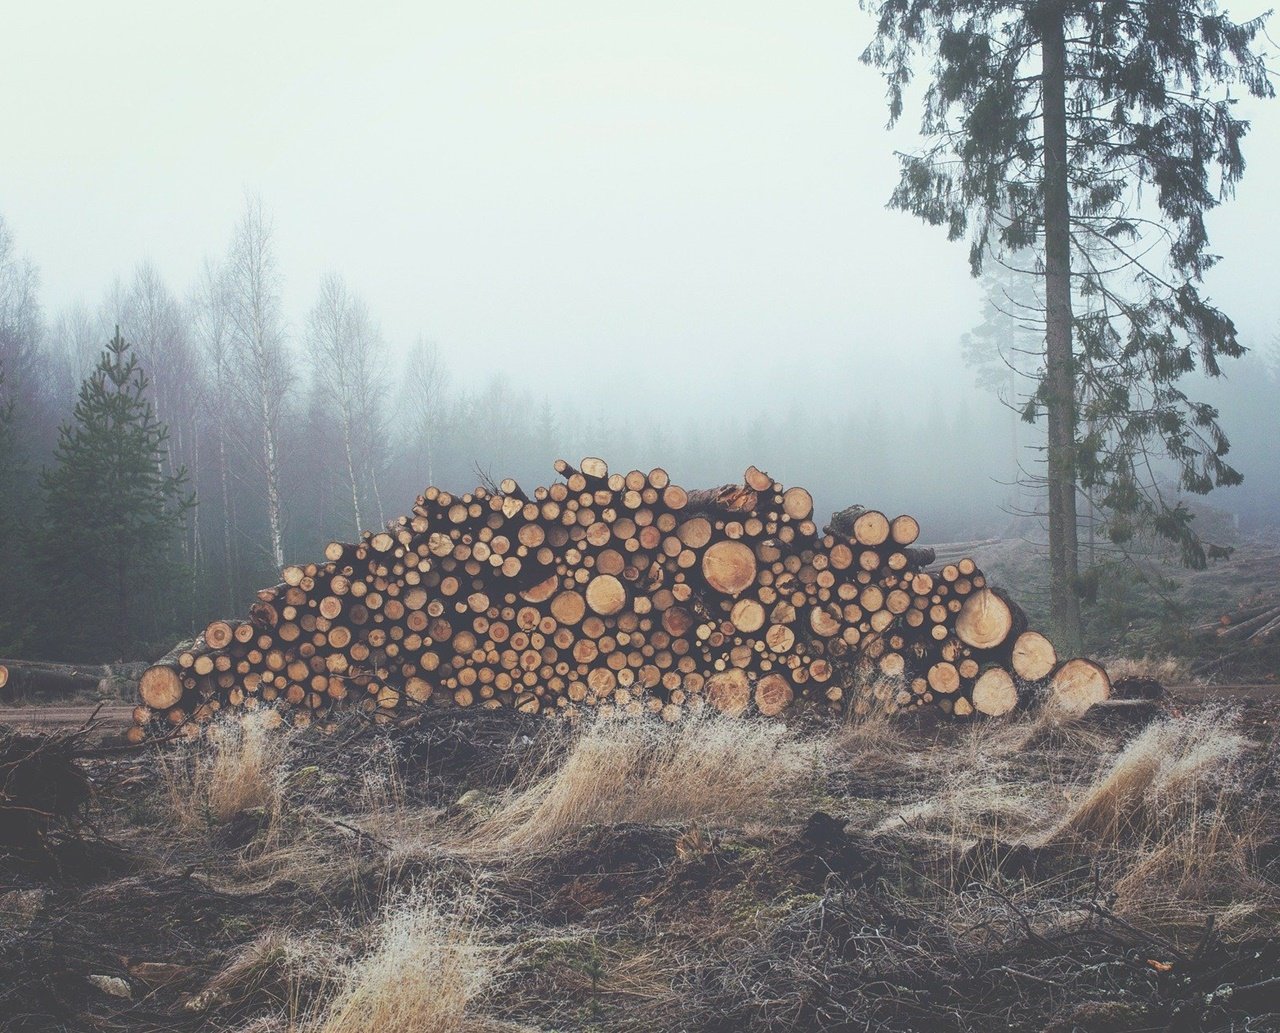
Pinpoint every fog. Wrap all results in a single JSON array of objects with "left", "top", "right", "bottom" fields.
[{"left": 2, "top": 1, "right": 1279, "bottom": 632}]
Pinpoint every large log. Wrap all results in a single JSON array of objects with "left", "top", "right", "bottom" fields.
[
  {"left": 826, "top": 506, "right": 890, "bottom": 547},
  {"left": 1010, "top": 631, "right": 1057, "bottom": 682},
  {"left": 1048, "top": 658, "right": 1112, "bottom": 715},
  {"left": 0, "top": 658, "right": 142, "bottom": 700},
  {"left": 955, "top": 588, "right": 1025, "bottom": 651}
]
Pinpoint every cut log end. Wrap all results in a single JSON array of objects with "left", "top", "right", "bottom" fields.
[
  {"left": 1049, "top": 658, "right": 1112, "bottom": 716},
  {"left": 701, "top": 540, "right": 757, "bottom": 596},
  {"left": 955, "top": 588, "right": 1018, "bottom": 650},
  {"left": 754, "top": 673, "right": 794, "bottom": 716},
  {"left": 971, "top": 666, "right": 1018, "bottom": 716},
  {"left": 706, "top": 669, "right": 750, "bottom": 717},
  {"left": 1011, "top": 630, "right": 1057, "bottom": 682},
  {"left": 139, "top": 665, "right": 183, "bottom": 710}
]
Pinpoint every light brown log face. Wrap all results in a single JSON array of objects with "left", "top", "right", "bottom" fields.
[
  {"left": 580, "top": 456, "right": 609, "bottom": 481},
  {"left": 890, "top": 514, "right": 920, "bottom": 546},
  {"left": 782, "top": 486, "right": 813, "bottom": 521},
  {"left": 550, "top": 591, "right": 587, "bottom": 626},
  {"left": 755, "top": 673, "right": 794, "bottom": 716},
  {"left": 744, "top": 465, "right": 773, "bottom": 491},
  {"left": 706, "top": 669, "right": 750, "bottom": 716},
  {"left": 1011, "top": 631, "right": 1057, "bottom": 682},
  {"left": 139, "top": 665, "right": 183, "bottom": 710},
  {"left": 927, "top": 662, "right": 960, "bottom": 695},
  {"left": 971, "top": 667, "right": 1017, "bottom": 716},
  {"left": 586, "top": 574, "right": 626, "bottom": 616},
  {"left": 731, "top": 598, "right": 767, "bottom": 633},
  {"left": 1049, "top": 658, "right": 1111, "bottom": 715},
  {"left": 702, "top": 541, "right": 757, "bottom": 596},
  {"left": 677, "top": 516, "right": 713, "bottom": 549},
  {"left": 521, "top": 574, "right": 559, "bottom": 604},
  {"left": 955, "top": 589, "right": 1014, "bottom": 650},
  {"left": 854, "top": 510, "right": 890, "bottom": 546},
  {"left": 204, "top": 620, "right": 234, "bottom": 650}
]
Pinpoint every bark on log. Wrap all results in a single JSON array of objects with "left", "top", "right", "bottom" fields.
[{"left": 826, "top": 506, "right": 890, "bottom": 546}]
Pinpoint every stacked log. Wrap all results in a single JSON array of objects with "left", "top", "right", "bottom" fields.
[{"left": 131, "top": 460, "right": 1109, "bottom": 740}]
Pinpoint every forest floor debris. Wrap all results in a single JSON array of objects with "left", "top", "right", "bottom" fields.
[{"left": 3, "top": 686, "right": 1279, "bottom": 1032}]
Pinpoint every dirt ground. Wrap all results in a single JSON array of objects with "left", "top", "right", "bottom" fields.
[{"left": 3, "top": 679, "right": 1279, "bottom": 1033}]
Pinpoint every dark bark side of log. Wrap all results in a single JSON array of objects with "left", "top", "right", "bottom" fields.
[
  {"left": 0, "top": 659, "right": 143, "bottom": 702},
  {"left": 904, "top": 546, "right": 936, "bottom": 568}
]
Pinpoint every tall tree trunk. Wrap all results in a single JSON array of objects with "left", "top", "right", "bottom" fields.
[
  {"left": 369, "top": 455, "right": 386, "bottom": 529},
  {"left": 1041, "top": 1, "right": 1082, "bottom": 650},
  {"left": 341, "top": 415, "right": 363, "bottom": 536},
  {"left": 261, "top": 396, "right": 285, "bottom": 569},
  {"left": 188, "top": 424, "right": 202, "bottom": 628},
  {"left": 217, "top": 427, "right": 238, "bottom": 612}
]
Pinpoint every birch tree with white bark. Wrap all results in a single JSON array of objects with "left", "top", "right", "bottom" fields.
[
  {"left": 305, "top": 273, "right": 388, "bottom": 536},
  {"left": 223, "top": 197, "right": 292, "bottom": 569}
]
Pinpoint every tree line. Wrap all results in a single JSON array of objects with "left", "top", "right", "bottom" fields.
[
  {"left": 1, "top": 201, "right": 1049, "bottom": 662},
  {"left": 5, "top": 0, "right": 1280, "bottom": 662}
]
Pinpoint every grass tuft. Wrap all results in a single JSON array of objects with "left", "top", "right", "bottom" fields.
[
  {"left": 164, "top": 711, "right": 292, "bottom": 830},
  {"left": 307, "top": 883, "right": 493, "bottom": 1033},
  {"left": 466, "top": 713, "right": 823, "bottom": 854},
  {"left": 1050, "top": 706, "right": 1247, "bottom": 846}
]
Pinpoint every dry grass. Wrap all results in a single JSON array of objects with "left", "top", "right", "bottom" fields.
[
  {"left": 186, "top": 929, "right": 332, "bottom": 1019},
  {"left": 1049, "top": 706, "right": 1248, "bottom": 846},
  {"left": 465, "top": 713, "right": 824, "bottom": 855},
  {"left": 164, "top": 711, "right": 292, "bottom": 830},
  {"left": 1040, "top": 706, "right": 1280, "bottom": 936},
  {"left": 306, "top": 883, "right": 494, "bottom": 1033}
]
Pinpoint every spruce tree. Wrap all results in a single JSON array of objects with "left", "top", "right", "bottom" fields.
[
  {"left": 38, "top": 329, "right": 193, "bottom": 658},
  {"left": 860, "top": 0, "right": 1273, "bottom": 649}
]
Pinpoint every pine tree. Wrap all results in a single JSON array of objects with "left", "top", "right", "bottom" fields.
[
  {"left": 38, "top": 329, "right": 193, "bottom": 659},
  {"left": 860, "top": 0, "right": 1273, "bottom": 649}
]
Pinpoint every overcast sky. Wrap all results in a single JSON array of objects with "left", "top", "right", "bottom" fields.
[{"left": 3, "top": 1, "right": 1278, "bottom": 409}]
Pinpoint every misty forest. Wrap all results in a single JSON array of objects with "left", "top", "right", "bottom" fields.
[
  {"left": 3, "top": 194, "right": 1278, "bottom": 665},
  {"left": 4, "top": 2, "right": 1280, "bottom": 1032}
]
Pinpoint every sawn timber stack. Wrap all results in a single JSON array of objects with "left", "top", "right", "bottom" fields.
[{"left": 133, "top": 459, "right": 1109, "bottom": 739}]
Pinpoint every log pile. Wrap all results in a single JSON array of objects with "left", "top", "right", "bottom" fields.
[
  {"left": 132, "top": 460, "right": 1109, "bottom": 740},
  {"left": 1199, "top": 596, "right": 1280, "bottom": 644}
]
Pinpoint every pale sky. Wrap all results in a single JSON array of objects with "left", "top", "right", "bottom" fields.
[{"left": 3, "top": 0, "right": 1278, "bottom": 408}]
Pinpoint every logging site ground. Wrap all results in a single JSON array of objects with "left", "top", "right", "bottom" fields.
[
  {"left": 4, "top": 475, "right": 1280, "bottom": 1033},
  {"left": 4, "top": 677, "right": 1280, "bottom": 1033}
]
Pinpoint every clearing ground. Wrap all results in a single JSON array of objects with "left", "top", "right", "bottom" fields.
[{"left": 3, "top": 675, "right": 1279, "bottom": 1033}]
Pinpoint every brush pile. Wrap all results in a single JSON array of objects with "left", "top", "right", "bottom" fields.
[
  {"left": 1, "top": 727, "right": 93, "bottom": 863},
  {"left": 132, "top": 459, "right": 1109, "bottom": 739}
]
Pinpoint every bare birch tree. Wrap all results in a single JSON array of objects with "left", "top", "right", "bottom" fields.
[
  {"left": 401, "top": 335, "right": 448, "bottom": 488},
  {"left": 224, "top": 197, "right": 291, "bottom": 569},
  {"left": 305, "top": 273, "right": 387, "bottom": 535}
]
